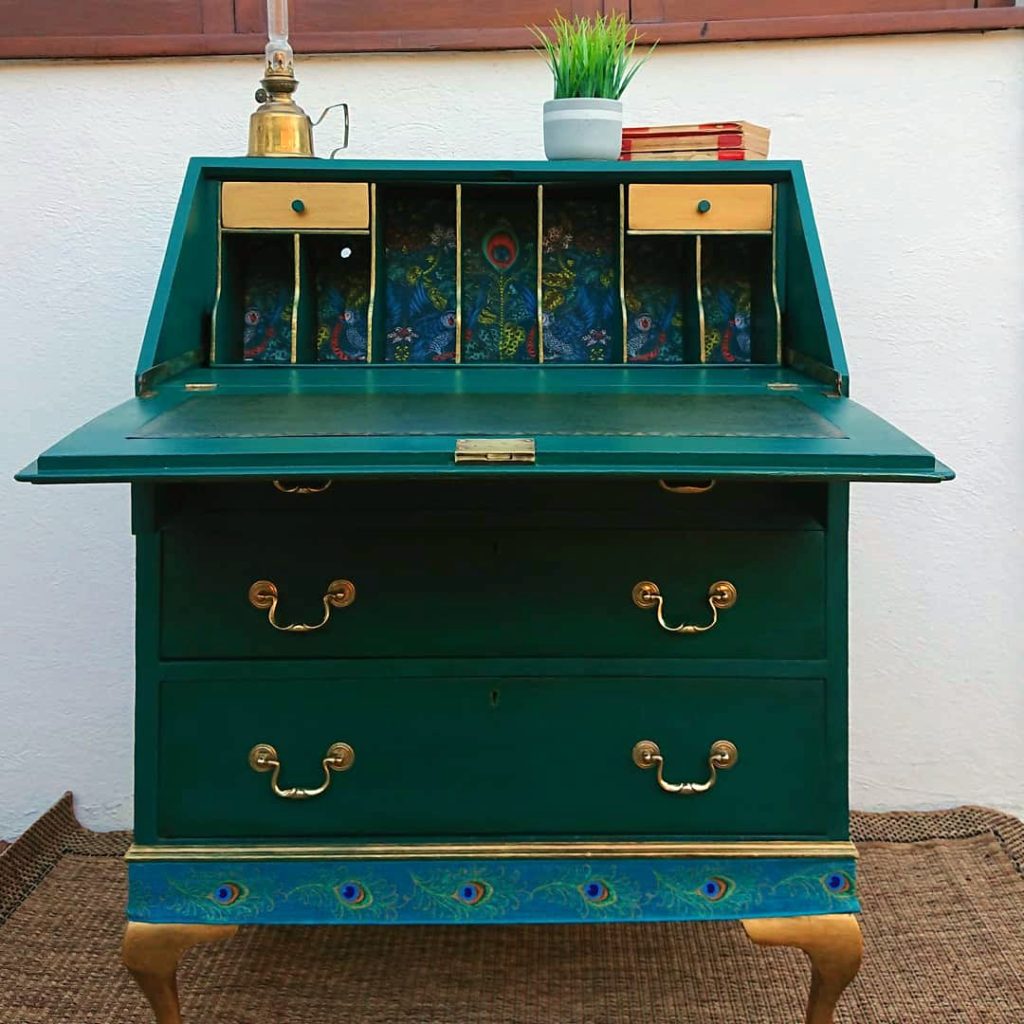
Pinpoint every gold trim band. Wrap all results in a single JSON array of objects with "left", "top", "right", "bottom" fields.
[
  {"left": 536, "top": 184, "right": 544, "bottom": 363},
  {"left": 126, "top": 840, "right": 858, "bottom": 862},
  {"left": 627, "top": 229, "right": 773, "bottom": 237},
  {"left": 696, "top": 234, "right": 706, "bottom": 363},
  {"left": 367, "top": 182, "right": 377, "bottom": 363},
  {"left": 771, "top": 183, "right": 782, "bottom": 363},
  {"left": 619, "top": 182, "right": 628, "bottom": 363},
  {"left": 455, "top": 183, "right": 462, "bottom": 363},
  {"left": 290, "top": 232, "right": 300, "bottom": 363},
  {"left": 210, "top": 223, "right": 223, "bottom": 364}
]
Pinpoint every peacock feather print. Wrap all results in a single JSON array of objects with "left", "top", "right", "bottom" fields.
[
  {"left": 529, "top": 864, "right": 644, "bottom": 919},
  {"left": 383, "top": 192, "right": 458, "bottom": 362},
  {"left": 410, "top": 864, "right": 521, "bottom": 921},
  {"left": 653, "top": 867, "right": 742, "bottom": 920},
  {"left": 285, "top": 867, "right": 401, "bottom": 921},
  {"left": 128, "top": 858, "right": 858, "bottom": 925},
  {"left": 160, "top": 868, "right": 278, "bottom": 922},
  {"left": 461, "top": 195, "right": 538, "bottom": 362}
]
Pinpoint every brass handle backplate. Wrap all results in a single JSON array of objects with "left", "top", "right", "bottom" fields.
[
  {"left": 632, "top": 580, "right": 737, "bottom": 634},
  {"left": 248, "top": 578, "right": 356, "bottom": 632},
  {"left": 632, "top": 739, "right": 738, "bottom": 794},
  {"left": 272, "top": 479, "right": 332, "bottom": 494},
  {"left": 248, "top": 742, "right": 354, "bottom": 800}
]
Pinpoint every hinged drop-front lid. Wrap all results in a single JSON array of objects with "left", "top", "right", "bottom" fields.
[{"left": 17, "top": 159, "right": 951, "bottom": 486}]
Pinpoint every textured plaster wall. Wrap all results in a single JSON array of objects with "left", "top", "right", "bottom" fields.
[{"left": 0, "top": 31, "right": 1022, "bottom": 838}]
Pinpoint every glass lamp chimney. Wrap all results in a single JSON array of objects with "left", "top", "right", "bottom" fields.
[{"left": 265, "top": 0, "right": 293, "bottom": 73}]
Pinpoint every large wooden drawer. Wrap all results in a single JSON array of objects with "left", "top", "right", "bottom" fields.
[
  {"left": 159, "top": 522, "right": 826, "bottom": 660},
  {"left": 221, "top": 181, "right": 370, "bottom": 230},
  {"left": 156, "top": 674, "right": 832, "bottom": 839},
  {"left": 628, "top": 184, "right": 773, "bottom": 233}
]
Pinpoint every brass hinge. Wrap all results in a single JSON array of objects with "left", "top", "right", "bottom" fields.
[{"left": 454, "top": 438, "right": 536, "bottom": 464}]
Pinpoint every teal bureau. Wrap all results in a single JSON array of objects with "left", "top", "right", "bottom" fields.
[{"left": 18, "top": 159, "right": 951, "bottom": 1024}]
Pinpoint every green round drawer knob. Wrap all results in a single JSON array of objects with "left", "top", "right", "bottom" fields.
[
  {"left": 291, "top": 199, "right": 306, "bottom": 214},
  {"left": 696, "top": 199, "right": 712, "bottom": 214}
]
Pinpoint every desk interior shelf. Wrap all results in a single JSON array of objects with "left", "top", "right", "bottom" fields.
[{"left": 213, "top": 175, "right": 781, "bottom": 367}]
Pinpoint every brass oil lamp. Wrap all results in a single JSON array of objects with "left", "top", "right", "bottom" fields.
[{"left": 247, "top": 0, "right": 349, "bottom": 158}]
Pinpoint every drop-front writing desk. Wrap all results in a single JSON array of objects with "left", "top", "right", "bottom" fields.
[{"left": 18, "top": 159, "right": 951, "bottom": 1023}]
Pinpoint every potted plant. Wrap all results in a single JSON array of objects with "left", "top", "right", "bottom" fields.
[{"left": 532, "top": 13, "right": 654, "bottom": 161}]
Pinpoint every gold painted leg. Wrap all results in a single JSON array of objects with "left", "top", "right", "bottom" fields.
[
  {"left": 742, "top": 914, "right": 862, "bottom": 1024},
  {"left": 122, "top": 922, "right": 238, "bottom": 1024}
]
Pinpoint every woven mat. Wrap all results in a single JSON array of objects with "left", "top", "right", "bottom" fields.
[{"left": 1, "top": 795, "right": 1021, "bottom": 1023}]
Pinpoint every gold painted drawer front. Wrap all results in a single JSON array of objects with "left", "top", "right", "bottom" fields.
[
  {"left": 628, "top": 184, "right": 773, "bottom": 233},
  {"left": 221, "top": 182, "right": 370, "bottom": 230},
  {"left": 155, "top": 673, "right": 832, "bottom": 839}
]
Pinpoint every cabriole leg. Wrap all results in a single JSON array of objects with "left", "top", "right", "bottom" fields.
[
  {"left": 122, "top": 922, "right": 238, "bottom": 1024},
  {"left": 742, "top": 914, "right": 862, "bottom": 1024}
]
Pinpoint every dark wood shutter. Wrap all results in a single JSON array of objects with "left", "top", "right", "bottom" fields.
[
  {"left": 630, "top": 0, "right": 1023, "bottom": 43},
  {"left": 1, "top": 0, "right": 1020, "bottom": 59}
]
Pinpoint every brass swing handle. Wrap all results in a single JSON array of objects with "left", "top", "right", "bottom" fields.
[
  {"left": 272, "top": 479, "right": 332, "bottom": 494},
  {"left": 632, "top": 739, "right": 738, "bottom": 794},
  {"left": 658, "top": 479, "right": 716, "bottom": 494},
  {"left": 632, "top": 580, "right": 737, "bottom": 634},
  {"left": 248, "top": 578, "right": 356, "bottom": 632},
  {"left": 248, "top": 742, "right": 355, "bottom": 800}
]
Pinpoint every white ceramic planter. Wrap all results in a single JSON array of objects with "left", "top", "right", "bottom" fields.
[{"left": 543, "top": 98, "right": 623, "bottom": 161}]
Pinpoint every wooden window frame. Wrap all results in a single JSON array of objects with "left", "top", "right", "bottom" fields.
[{"left": 1, "top": 1, "right": 1021, "bottom": 60}]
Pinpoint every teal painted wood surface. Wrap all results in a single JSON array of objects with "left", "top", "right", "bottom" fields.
[
  {"left": 155, "top": 674, "right": 833, "bottom": 839},
  {"left": 127, "top": 856, "right": 859, "bottom": 925},
  {"left": 15, "top": 160, "right": 950, "bottom": 932},
  {"left": 17, "top": 367, "right": 952, "bottom": 483},
  {"left": 154, "top": 478, "right": 825, "bottom": 529},
  {"left": 159, "top": 523, "right": 825, "bottom": 660},
  {"left": 17, "top": 158, "right": 950, "bottom": 486},
  {"left": 135, "top": 160, "right": 216, "bottom": 385}
]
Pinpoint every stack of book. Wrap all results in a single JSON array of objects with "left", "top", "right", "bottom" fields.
[{"left": 620, "top": 121, "right": 770, "bottom": 161}]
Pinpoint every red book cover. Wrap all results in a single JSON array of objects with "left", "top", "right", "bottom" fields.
[
  {"left": 619, "top": 149, "right": 759, "bottom": 162},
  {"left": 620, "top": 132, "right": 746, "bottom": 155},
  {"left": 622, "top": 120, "right": 768, "bottom": 139}
]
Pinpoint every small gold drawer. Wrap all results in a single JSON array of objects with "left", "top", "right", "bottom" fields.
[
  {"left": 628, "top": 184, "right": 773, "bottom": 233},
  {"left": 221, "top": 181, "right": 370, "bottom": 230}
]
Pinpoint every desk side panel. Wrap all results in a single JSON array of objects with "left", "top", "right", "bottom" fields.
[{"left": 133, "top": 483, "right": 161, "bottom": 845}]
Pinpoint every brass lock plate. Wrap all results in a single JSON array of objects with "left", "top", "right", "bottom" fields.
[{"left": 454, "top": 439, "right": 536, "bottom": 464}]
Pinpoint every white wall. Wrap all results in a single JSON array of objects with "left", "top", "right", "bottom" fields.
[{"left": 1, "top": 31, "right": 1022, "bottom": 838}]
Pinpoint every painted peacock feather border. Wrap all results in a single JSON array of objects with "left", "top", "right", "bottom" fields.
[{"left": 128, "top": 857, "right": 859, "bottom": 925}]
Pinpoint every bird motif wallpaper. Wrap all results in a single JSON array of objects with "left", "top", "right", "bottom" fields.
[
  {"left": 241, "top": 235, "right": 294, "bottom": 363},
  {"left": 624, "top": 235, "right": 690, "bottom": 363},
  {"left": 541, "top": 194, "right": 620, "bottom": 363},
  {"left": 382, "top": 190, "right": 458, "bottom": 363},
  {"left": 308, "top": 235, "right": 370, "bottom": 362}
]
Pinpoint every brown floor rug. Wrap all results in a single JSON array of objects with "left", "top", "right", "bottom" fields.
[{"left": 0, "top": 794, "right": 1021, "bottom": 1023}]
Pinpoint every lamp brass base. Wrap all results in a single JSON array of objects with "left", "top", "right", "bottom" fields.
[
  {"left": 248, "top": 67, "right": 314, "bottom": 158},
  {"left": 248, "top": 96, "right": 313, "bottom": 157},
  {"left": 245, "top": 64, "right": 350, "bottom": 158}
]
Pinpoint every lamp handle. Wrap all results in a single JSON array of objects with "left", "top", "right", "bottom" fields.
[{"left": 313, "top": 102, "right": 350, "bottom": 157}]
